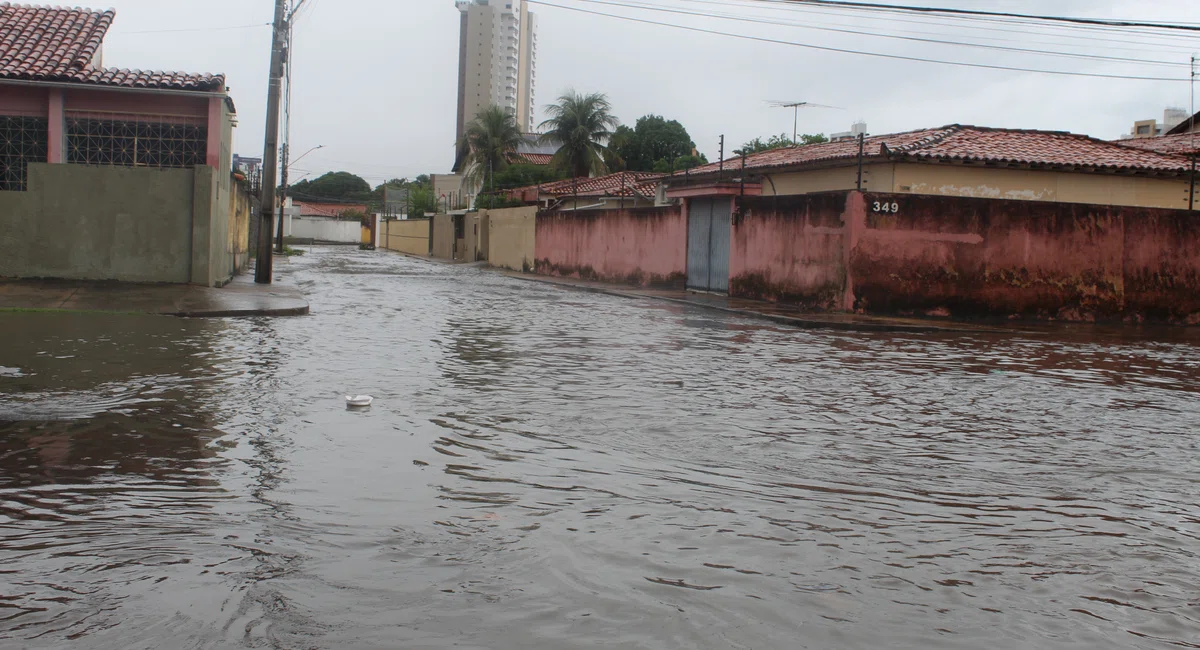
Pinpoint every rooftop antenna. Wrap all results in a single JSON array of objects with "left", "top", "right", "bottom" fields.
[{"left": 767, "top": 101, "right": 844, "bottom": 145}]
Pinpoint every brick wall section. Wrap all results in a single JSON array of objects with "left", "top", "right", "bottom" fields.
[{"left": 535, "top": 206, "right": 687, "bottom": 288}]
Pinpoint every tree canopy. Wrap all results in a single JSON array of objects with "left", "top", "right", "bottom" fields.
[
  {"left": 734, "top": 133, "right": 829, "bottom": 156},
  {"left": 652, "top": 154, "right": 708, "bottom": 174},
  {"left": 609, "top": 115, "right": 701, "bottom": 172},
  {"left": 290, "top": 171, "right": 372, "bottom": 201},
  {"left": 459, "top": 106, "right": 524, "bottom": 191},
  {"left": 540, "top": 90, "right": 619, "bottom": 178}
]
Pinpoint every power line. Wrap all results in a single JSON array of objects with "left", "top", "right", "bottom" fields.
[
  {"left": 564, "top": 0, "right": 1192, "bottom": 68},
  {"left": 528, "top": 1, "right": 1193, "bottom": 82},
  {"left": 666, "top": 0, "right": 1200, "bottom": 53},
  {"left": 755, "top": 0, "right": 1200, "bottom": 32}
]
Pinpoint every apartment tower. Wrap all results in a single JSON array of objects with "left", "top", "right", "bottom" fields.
[{"left": 455, "top": 0, "right": 538, "bottom": 145}]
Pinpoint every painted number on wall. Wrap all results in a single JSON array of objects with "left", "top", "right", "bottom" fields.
[{"left": 872, "top": 201, "right": 900, "bottom": 214}]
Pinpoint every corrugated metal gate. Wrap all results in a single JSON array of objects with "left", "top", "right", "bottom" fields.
[{"left": 687, "top": 197, "right": 732, "bottom": 293}]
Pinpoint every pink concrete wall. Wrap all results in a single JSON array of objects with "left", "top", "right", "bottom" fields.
[
  {"left": 848, "top": 193, "right": 1130, "bottom": 320},
  {"left": 535, "top": 206, "right": 687, "bottom": 287},
  {"left": 1122, "top": 208, "right": 1200, "bottom": 323},
  {"left": 62, "top": 88, "right": 208, "bottom": 119},
  {"left": 731, "top": 191, "right": 1200, "bottom": 323},
  {"left": 730, "top": 193, "right": 850, "bottom": 310},
  {"left": 0, "top": 84, "right": 48, "bottom": 115}
]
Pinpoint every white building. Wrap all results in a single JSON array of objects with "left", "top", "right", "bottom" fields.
[{"left": 455, "top": 0, "right": 538, "bottom": 142}]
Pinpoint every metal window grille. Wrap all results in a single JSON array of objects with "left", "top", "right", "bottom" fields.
[
  {"left": 0, "top": 116, "right": 49, "bottom": 191},
  {"left": 66, "top": 113, "right": 207, "bottom": 169}
]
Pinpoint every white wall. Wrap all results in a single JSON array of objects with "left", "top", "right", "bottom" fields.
[{"left": 287, "top": 216, "right": 360, "bottom": 243}]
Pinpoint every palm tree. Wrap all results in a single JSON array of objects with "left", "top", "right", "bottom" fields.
[
  {"left": 458, "top": 106, "right": 524, "bottom": 192},
  {"left": 540, "top": 90, "right": 620, "bottom": 178}
]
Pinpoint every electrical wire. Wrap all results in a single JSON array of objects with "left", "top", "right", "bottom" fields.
[
  {"left": 528, "top": 0, "right": 1193, "bottom": 82},
  {"left": 755, "top": 0, "right": 1200, "bottom": 32},
  {"left": 563, "top": 0, "right": 1192, "bottom": 68},
  {"left": 666, "top": 0, "right": 1200, "bottom": 53}
]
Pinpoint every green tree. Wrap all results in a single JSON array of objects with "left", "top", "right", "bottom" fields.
[
  {"left": 290, "top": 171, "right": 371, "bottom": 200},
  {"left": 610, "top": 115, "right": 699, "bottom": 172},
  {"left": 459, "top": 106, "right": 524, "bottom": 192},
  {"left": 407, "top": 185, "right": 438, "bottom": 217},
  {"left": 540, "top": 90, "right": 620, "bottom": 178},
  {"left": 734, "top": 133, "right": 828, "bottom": 156},
  {"left": 651, "top": 154, "right": 708, "bottom": 174}
]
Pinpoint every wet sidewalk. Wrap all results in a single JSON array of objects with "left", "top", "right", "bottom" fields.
[
  {"left": 0, "top": 271, "right": 309, "bottom": 317},
  {"left": 501, "top": 271, "right": 1006, "bottom": 334}
]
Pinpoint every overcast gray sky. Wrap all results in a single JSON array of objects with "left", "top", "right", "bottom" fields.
[{"left": 100, "top": 0, "right": 1200, "bottom": 185}]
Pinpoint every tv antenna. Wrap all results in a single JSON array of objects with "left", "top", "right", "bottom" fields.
[{"left": 767, "top": 101, "right": 844, "bottom": 144}]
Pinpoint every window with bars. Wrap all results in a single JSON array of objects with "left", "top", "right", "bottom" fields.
[
  {"left": 66, "top": 116, "right": 207, "bottom": 169},
  {"left": 0, "top": 116, "right": 49, "bottom": 191}
]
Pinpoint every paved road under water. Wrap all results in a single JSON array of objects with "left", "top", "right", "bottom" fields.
[{"left": 2, "top": 247, "right": 1200, "bottom": 649}]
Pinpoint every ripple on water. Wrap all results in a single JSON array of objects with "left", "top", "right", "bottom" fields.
[{"left": 2, "top": 247, "right": 1200, "bottom": 649}]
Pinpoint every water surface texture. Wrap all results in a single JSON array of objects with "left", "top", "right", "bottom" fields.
[{"left": 2, "top": 247, "right": 1199, "bottom": 649}]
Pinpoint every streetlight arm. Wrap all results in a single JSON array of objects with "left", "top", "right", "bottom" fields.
[{"left": 288, "top": 144, "right": 324, "bottom": 170}]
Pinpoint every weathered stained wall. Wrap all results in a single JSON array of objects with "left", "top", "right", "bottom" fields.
[
  {"left": 535, "top": 205, "right": 687, "bottom": 287},
  {"left": 229, "top": 182, "right": 251, "bottom": 273},
  {"left": 731, "top": 191, "right": 1200, "bottom": 323},
  {"left": 1122, "top": 209, "right": 1200, "bottom": 322},
  {"left": 731, "top": 194, "right": 849, "bottom": 309},
  {"left": 0, "top": 163, "right": 195, "bottom": 283},
  {"left": 463, "top": 212, "right": 485, "bottom": 262},
  {"left": 763, "top": 162, "right": 1194, "bottom": 210},
  {"left": 381, "top": 218, "right": 431, "bottom": 256},
  {"left": 432, "top": 214, "right": 455, "bottom": 260},
  {"left": 487, "top": 206, "right": 537, "bottom": 272}
]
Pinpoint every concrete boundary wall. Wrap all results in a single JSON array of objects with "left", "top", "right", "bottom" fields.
[
  {"left": 535, "top": 206, "right": 687, "bottom": 287},
  {"left": 733, "top": 191, "right": 1200, "bottom": 323},
  {"left": 0, "top": 163, "right": 198, "bottom": 284},
  {"left": 432, "top": 214, "right": 455, "bottom": 260},
  {"left": 381, "top": 219, "right": 431, "bottom": 256},
  {"left": 487, "top": 206, "right": 537, "bottom": 272},
  {"left": 288, "top": 216, "right": 360, "bottom": 243}
]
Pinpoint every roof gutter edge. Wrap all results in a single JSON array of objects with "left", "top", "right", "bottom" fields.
[{"left": 0, "top": 77, "right": 228, "bottom": 99}]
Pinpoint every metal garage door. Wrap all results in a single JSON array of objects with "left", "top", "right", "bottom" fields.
[{"left": 686, "top": 197, "right": 732, "bottom": 293}]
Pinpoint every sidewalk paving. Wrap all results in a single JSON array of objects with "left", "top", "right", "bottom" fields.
[
  {"left": 0, "top": 268, "right": 309, "bottom": 318},
  {"left": 501, "top": 271, "right": 1010, "bottom": 334}
]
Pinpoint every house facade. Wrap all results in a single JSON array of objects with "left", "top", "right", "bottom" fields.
[{"left": 0, "top": 4, "right": 242, "bottom": 286}]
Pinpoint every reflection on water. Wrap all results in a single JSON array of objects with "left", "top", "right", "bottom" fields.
[{"left": 2, "top": 247, "right": 1200, "bottom": 649}]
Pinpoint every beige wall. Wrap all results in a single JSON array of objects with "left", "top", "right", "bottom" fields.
[
  {"left": 432, "top": 214, "right": 455, "bottom": 259},
  {"left": 487, "top": 206, "right": 537, "bottom": 271},
  {"left": 381, "top": 219, "right": 430, "bottom": 256},
  {"left": 765, "top": 162, "right": 1193, "bottom": 210},
  {"left": 463, "top": 212, "right": 484, "bottom": 262},
  {"left": 228, "top": 182, "right": 251, "bottom": 274}
]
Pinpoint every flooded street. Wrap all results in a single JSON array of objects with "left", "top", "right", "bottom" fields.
[{"left": 3, "top": 246, "right": 1200, "bottom": 649}]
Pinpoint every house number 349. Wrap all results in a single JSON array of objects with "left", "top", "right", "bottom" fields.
[{"left": 873, "top": 201, "right": 900, "bottom": 213}]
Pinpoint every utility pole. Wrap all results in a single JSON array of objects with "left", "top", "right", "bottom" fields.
[{"left": 255, "top": 0, "right": 288, "bottom": 283}]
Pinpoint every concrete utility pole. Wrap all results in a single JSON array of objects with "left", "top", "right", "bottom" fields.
[{"left": 255, "top": 0, "right": 288, "bottom": 284}]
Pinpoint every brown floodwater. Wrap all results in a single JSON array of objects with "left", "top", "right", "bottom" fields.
[{"left": 2, "top": 247, "right": 1200, "bottom": 649}]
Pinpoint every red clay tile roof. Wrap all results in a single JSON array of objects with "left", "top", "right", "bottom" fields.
[
  {"left": 1114, "top": 133, "right": 1200, "bottom": 157},
  {"left": 507, "top": 152, "right": 554, "bottom": 165},
  {"left": 526, "top": 171, "right": 665, "bottom": 198},
  {"left": 0, "top": 3, "right": 225, "bottom": 92},
  {"left": 678, "top": 125, "right": 1192, "bottom": 178},
  {"left": 294, "top": 201, "right": 367, "bottom": 218}
]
